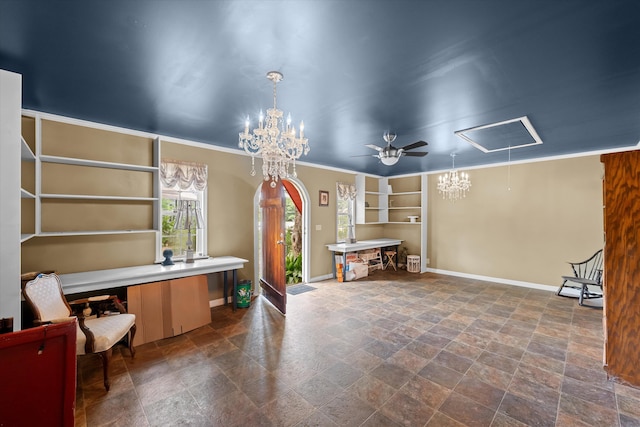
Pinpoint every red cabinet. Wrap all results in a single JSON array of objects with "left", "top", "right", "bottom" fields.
[{"left": 0, "top": 321, "right": 76, "bottom": 426}]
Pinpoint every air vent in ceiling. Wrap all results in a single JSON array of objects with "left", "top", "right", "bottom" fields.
[{"left": 454, "top": 116, "right": 542, "bottom": 153}]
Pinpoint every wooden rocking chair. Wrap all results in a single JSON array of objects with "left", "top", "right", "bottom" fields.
[{"left": 557, "top": 249, "right": 603, "bottom": 307}]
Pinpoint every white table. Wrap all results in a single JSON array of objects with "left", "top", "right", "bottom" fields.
[
  {"left": 326, "top": 238, "right": 403, "bottom": 278},
  {"left": 59, "top": 256, "right": 248, "bottom": 310}
]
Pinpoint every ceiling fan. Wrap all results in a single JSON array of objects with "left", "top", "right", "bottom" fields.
[{"left": 362, "top": 132, "right": 429, "bottom": 166}]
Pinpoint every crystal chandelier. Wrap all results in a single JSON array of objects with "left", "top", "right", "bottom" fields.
[
  {"left": 437, "top": 153, "right": 471, "bottom": 200},
  {"left": 239, "top": 71, "right": 310, "bottom": 187}
]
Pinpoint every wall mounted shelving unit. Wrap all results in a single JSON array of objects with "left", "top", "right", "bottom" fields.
[
  {"left": 21, "top": 133, "right": 36, "bottom": 243},
  {"left": 20, "top": 113, "right": 161, "bottom": 244},
  {"left": 355, "top": 173, "right": 427, "bottom": 272}
]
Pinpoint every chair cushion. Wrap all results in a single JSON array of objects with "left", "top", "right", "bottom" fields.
[{"left": 76, "top": 313, "right": 135, "bottom": 355}]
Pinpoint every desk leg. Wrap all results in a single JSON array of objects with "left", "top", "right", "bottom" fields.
[
  {"left": 331, "top": 251, "right": 337, "bottom": 279},
  {"left": 223, "top": 271, "right": 228, "bottom": 306},
  {"left": 232, "top": 269, "right": 238, "bottom": 312}
]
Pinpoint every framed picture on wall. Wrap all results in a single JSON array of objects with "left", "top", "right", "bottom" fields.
[{"left": 319, "top": 190, "right": 329, "bottom": 206}]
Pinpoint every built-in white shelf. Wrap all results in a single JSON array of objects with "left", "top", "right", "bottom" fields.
[
  {"left": 21, "top": 188, "right": 35, "bottom": 199},
  {"left": 389, "top": 191, "right": 421, "bottom": 196},
  {"left": 39, "top": 155, "right": 158, "bottom": 172},
  {"left": 38, "top": 229, "right": 158, "bottom": 237},
  {"left": 21, "top": 127, "right": 161, "bottom": 246},
  {"left": 21, "top": 234, "right": 36, "bottom": 243},
  {"left": 355, "top": 173, "right": 428, "bottom": 272},
  {"left": 21, "top": 136, "right": 35, "bottom": 160},
  {"left": 40, "top": 194, "right": 158, "bottom": 201}
]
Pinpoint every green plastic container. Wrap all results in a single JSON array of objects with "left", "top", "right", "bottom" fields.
[{"left": 236, "top": 280, "right": 252, "bottom": 308}]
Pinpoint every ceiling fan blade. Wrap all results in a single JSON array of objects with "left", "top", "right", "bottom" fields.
[
  {"left": 350, "top": 154, "right": 378, "bottom": 157},
  {"left": 364, "top": 144, "right": 384, "bottom": 152},
  {"left": 400, "top": 140, "right": 428, "bottom": 151},
  {"left": 403, "top": 151, "right": 428, "bottom": 157}
]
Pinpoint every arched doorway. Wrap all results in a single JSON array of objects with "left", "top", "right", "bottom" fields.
[{"left": 253, "top": 178, "right": 310, "bottom": 301}]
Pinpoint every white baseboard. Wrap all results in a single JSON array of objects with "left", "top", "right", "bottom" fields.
[
  {"left": 209, "top": 297, "right": 229, "bottom": 308},
  {"left": 210, "top": 270, "right": 555, "bottom": 302},
  {"left": 424, "top": 268, "right": 558, "bottom": 293},
  {"left": 309, "top": 273, "right": 334, "bottom": 283}
]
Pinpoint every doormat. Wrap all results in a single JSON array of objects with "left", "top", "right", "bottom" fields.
[{"left": 286, "top": 284, "right": 317, "bottom": 295}]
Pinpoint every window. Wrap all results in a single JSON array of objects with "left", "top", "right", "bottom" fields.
[
  {"left": 336, "top": 182, "right": 357, "bottom": 243},
  {"left": 160, "top": 160, "right": 207, "bottom": 261}
]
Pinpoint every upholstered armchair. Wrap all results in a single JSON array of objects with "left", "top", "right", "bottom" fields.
[{"left": 22, "top": 273, "right": 136, "bottom": 391}]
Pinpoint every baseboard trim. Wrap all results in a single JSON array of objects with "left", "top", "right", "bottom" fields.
[
  {"left": 309, "top": 273, "right": 334, "bottom": 283},
  {"left": 424, "top": 268, "right": 558, "bottom": 293},
  {"left": 210, "top": 270, "right": 556, "bottom": 301},
  {"left": 209, "top": 297, "right": 228, "bottom": 308}
]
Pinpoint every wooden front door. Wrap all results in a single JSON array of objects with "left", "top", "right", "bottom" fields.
[{"left": 260, "top": 180, "right": 287, "bottom": 314}]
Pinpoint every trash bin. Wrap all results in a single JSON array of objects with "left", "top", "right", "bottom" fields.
[
  {"left": 236, "top": 280, "right": 252, "bottom": 308},
  {"left": 407, "top": 255, "right": 420, "bottom": 273}
]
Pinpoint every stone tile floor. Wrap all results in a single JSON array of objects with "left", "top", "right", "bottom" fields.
[{"left": 75, "top": 270, "right": 640, "bottom": 426}]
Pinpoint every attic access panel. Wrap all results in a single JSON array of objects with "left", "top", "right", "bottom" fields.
[{"left": 455, "top": 116, "right": 542, "bottom": 153}]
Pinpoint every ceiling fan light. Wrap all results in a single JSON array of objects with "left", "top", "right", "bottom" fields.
[{"left": 380, "top": 156, "right": 400, "bottom": 166}]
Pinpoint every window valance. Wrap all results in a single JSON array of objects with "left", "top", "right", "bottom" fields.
[
  {"left": 160, "top": 160, "right": 208, "bottom": 191},
  {"left": 337, "top": 182, "right": 357, "bottom": 200}
]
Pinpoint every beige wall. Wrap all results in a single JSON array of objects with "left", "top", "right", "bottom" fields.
[
  {"left": 22, "top": 234, "right": 157, "bottom": 274},
  {"left": 21, "top": 117, "right": 360, "bottom": 297},
  {"left": 290, "top": 166, "right": 358, "bottom": 278},
  {"left": 427, "top": 155, "right": 604, "bottom": 286},
  {"left": 21, "top": 113, "right": 605, "bottom": 294},
  {"left": 162, "top": 143, "right": 361, "bottom": 282}
]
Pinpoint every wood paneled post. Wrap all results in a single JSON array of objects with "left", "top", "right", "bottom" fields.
[{"left": 601, "top": 150, "right": 640, "bottom": 387}]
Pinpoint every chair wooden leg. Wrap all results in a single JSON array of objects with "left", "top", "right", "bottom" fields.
[
  {"left": 99, "top": 348, "right": 113, "bottom": 391},
  {"left": 128, "top": 324, "right": 136, "bottom": 358},
  {"left": 557, "top": 279, "right": 567, "bottom": 296},
  {"left": 579, "top": 284, "right": 603, "bottom": 308},
  {"left": 578, "top": 284, "right": 586, "bottom": 306}
]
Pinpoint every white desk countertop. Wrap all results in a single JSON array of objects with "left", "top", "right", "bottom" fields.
[
  {"left": 326, "top": 238, "right": 403, "bottom": 253},
  {"left": 60, "top": 256, "right": 248, "bottom": 295}
]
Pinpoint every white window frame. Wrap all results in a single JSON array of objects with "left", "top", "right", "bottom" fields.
[
  {"left": 336, "top": 182, "right": 356, "bottom": 243},
  {"left": 159, "top": 161, "right": 208, "bottom": 262},
  {"left": 160, "top": 189, "right": 207, "bottom": 261}
]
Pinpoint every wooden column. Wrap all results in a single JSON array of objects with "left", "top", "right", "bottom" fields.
[{"left": 601, "top": 150, "right": 640, "bottom": 387}]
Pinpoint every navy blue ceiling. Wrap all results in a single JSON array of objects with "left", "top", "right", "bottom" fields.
[{"left": 2, "top": 1, "right": 640, "bottom": 176}]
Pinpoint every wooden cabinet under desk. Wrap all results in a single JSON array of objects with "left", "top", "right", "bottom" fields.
[
  {"left": 127, "top": 275, "right": 211, "bottom": 345},
  {"left": 58, "top": 257, "right": 248, "bottom": 345}
]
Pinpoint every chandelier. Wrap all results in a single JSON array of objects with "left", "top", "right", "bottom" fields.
[
  {"left": 437, "top": 153, "right": 471, "bottom": 200},
  {"left": 239, "top": 71, "right": 310, "bottom": 187}
]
